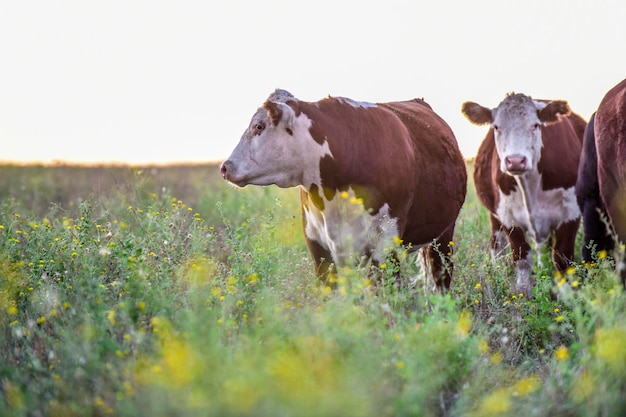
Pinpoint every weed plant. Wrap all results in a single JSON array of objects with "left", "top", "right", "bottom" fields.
[{"left": 0, "top": 163, "right": 625, "bottom": 416}]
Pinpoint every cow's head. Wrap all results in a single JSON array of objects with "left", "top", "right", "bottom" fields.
[
  {"left": 220, "top": 89, "right": 331, "bottom": 188},
  {"left": 462, "top": 93, "right": 571, "bottom": 176}
]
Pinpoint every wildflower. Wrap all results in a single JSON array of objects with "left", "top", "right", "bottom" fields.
[
  {"left": 7, "top": 305, "right": 18, "bottom": 315},
  {"left": 571, "top": 280, "right": 579, "bottom": 288},
  {"left": 393, "top": 236, "right": 403, "bottom": 245},
  {"left": 480, "top": 388, "right": 511, "bottom": 414},
  {"left": 475, "top": 283, "right": 482, "bottom": 289},
  {"left": 555, "top": 315, "right": 564, "bottom": 322},
  {"left": 396, "top": 361, "right": 404, "bottom": 370},
  {"left": 594, "top": 327, "right": 626, "bottom": 371},
  {"left": 566, "top": 266, "right": 576, "bottom": 275},
  {"left": 598, "top": 250, "right": 608, "bottom": 260},
  {"left": 478, "top": 339, "right": 490, "bottom": 355},
  {"left": 37, "top": 316, "right": 46, "bottom": 324},
  {"left": 456, "top": 311, "right": 472, "bottom": 337},
  {"left": 555, "top": 345, "right": 569, "bottom": 361},
  {"left": 490, "top": 352, "right": 503, "bottom": 365},
  {"left": 108, "top": 310, "right": 116, "bottom": 326},
  {"left": 248, "top": 273, "right": 259, "bottom": 284},
  {"left": 512, "top": 375, "right": 541, "bottom": 397}
]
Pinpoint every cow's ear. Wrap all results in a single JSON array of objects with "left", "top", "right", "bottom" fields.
[
  {"left": 263, "top": 100, "right": 284, "bottom": 127},
  {"left": 263, "top": 100, "right": 296, "bottom": 129},
  {"left": 461, "top": 101, "right": 493, "bottom": 125},
  {"left": 538, "top": 100, "right": 571, "bottom": 123}
]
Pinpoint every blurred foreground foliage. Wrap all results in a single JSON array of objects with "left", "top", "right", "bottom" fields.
[{"left": 0, "top": 162, "right": 625, "bottom": 417}]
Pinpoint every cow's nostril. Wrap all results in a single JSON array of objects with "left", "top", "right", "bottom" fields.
[{"left": 220, "top": 161, "right": 229, "bottom": 178}]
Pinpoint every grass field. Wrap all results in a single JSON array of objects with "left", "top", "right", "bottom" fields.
[{"left": 1, "top": 162, "right": 625, "bottom": 416}]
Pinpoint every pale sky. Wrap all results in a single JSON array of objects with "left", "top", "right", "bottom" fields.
[{"left": 1, "top": 1, "right": 625, "bottom": 165}]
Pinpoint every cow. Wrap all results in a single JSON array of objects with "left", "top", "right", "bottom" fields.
[
  {"left": 577, "top": 78, "right": 626, "bottom": 284},
  {"left": 221, "top": 89, "right": 467, "bottom": 290},
  {"left": 575, "top": 112, "right": 615, "bottom": 263},
  {"left": 462, "top": 93, "right": 585, "bottom": 297}
]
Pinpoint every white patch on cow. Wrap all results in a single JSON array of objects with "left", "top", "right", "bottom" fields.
[
  {"left": 335, "top": 97, "right": 377, "bottom": 109},
  {"left": 495, "top": 172, "right": 581, "bottom": 245},
  {"left": 302, "top": 187, "right": 399, "bottom": 268}
]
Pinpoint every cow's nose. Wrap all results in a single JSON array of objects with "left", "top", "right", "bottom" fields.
[
  {"left": 220, "top": 160, "right": 231, "bottom": 179},
  {"left": 505, "top": 155, "right": 527, "bottom": 172}
]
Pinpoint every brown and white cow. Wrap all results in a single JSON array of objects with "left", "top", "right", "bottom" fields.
[
  {"left": 462, "top": 93, "right": 585, "bottom": 296},
  {"left": 577, "top": 78, "right": 626, "bottom": 284},
  {"left": 221, "top": 89, "right": 467, "bottom": 289}
]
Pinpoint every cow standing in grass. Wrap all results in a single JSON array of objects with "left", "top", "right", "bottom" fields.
[
  {"left": 576, "top": 78, "right": 626, "bottom": 284},
  {"left": 462, "top": 93, "right": 585, "bottom": 296},
  {"left": 221, "top": 89, "right": 467, "bottom": 290}
]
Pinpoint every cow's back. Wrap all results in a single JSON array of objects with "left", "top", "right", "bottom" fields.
[{"left": 383, "top": 99, "right": 467, "bottom": 244}]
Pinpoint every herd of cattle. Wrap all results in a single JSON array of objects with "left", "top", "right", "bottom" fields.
[{"left": 220, "top": 78, "right": 626, "bottom": 297}]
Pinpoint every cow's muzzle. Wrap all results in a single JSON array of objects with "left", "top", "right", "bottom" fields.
[{"left": 504, "top": 154, "right": 528, "bottom": 175}]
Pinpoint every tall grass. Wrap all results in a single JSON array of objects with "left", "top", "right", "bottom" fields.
[{"left": 0, "top": 162, "right": 625, "bottom": 416}]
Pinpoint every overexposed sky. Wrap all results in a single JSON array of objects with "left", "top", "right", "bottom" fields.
[{"left": 1, "top": 1, "right": 625, "bottom": 165}]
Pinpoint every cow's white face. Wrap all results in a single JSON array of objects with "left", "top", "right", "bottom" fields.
[
  {"left": 462, "top": 93, "right": 571, "bottom": 177},
  {"left": 221, "top": 93, "right": 332, "bottom": 189},
  {"left": 491, "top": 97, "right": 545, "bottom": 176}
]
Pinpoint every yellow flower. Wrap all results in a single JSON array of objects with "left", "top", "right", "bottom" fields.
[
  {"left": 598, "top": 250, "right": 607, "bottom": 260},
  {"left": 108, "top": 310, "right": 117, "bottom": 326},
  {"left": 511, "top": 375, "right": 541, "bottom": 397},
  {"left": 490, "top": 351, "right": 503, "bottom": 365},
  {"left": 594, "top": 327, "right": 626, "bottom": 372},
  {"left": 393, "top": 236, "right": 403, "bottom": 245},
  {"left": 456, "top": 311, "right": 472, "bottom": 337},
  {"left": 478, "top": 339, "right": 490, "bottom": 355},
  {"left": 480, "top": 388, "right": 511, "bottom": 414},
  {"left": 555, "top": 345, "right": 569, "bottom": 361}
]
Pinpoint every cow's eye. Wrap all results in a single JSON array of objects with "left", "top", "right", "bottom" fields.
[
  {"left": 532, "top": 123, "right": 541, "bottom": 131},
  {"left": 252, "top": 122, "right": 265, "bottom": 135},
  {"left": 493, "top": 125, "right": 499, "bottom": 131}
]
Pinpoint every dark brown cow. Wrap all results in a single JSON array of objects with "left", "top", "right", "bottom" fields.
[
  {"left": 221, "top": 89, "right": 467, "bottom": 289},
  {"left": 575, "top": 112, "right": 615, "bottom": 263},
  {"left": 462, "top": 93, "right": 585, "bottom": 296},
  {"left": 577, "top": 78, "right": 626, "bottom": 284}
]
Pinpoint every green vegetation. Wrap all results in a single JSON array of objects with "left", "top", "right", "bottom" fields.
[{"left": 0, "top": 162, "right": 625, "bottom": 416}]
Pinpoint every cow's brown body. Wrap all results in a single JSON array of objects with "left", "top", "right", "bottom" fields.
[
  {"left": 463, "top": 93, "right": 584, "bottom": 296},
  {"left": 221, "top": 90, "right": 467, "bottom": 289},
  {"left": 577, "top": 78, "right": 626, "bottom": 283}
]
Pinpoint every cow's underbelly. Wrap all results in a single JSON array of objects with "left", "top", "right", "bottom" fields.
[
  {"left": 496, "top": 186, "right": 580, "bottom": 243},
  {"left": 303, "top": 189, "right": 400, "bottom": 267}
]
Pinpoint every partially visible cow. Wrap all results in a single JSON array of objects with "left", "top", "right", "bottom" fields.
[
  {"left": 462, "top": 93, "right": 585, "bottom": 296},
  {"left": 221, "top": 89, "right": 467, "bottom": 289},
  {"left": 575, "top": 112, "right": 615, "bottom": 263},
  {"left": 577, "top": 78, "right": 626, "bottom": 284}
]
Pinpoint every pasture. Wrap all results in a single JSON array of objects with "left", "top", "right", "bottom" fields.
[{"left": 0, "top": 163, "right": 625, "bottom": 416}]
